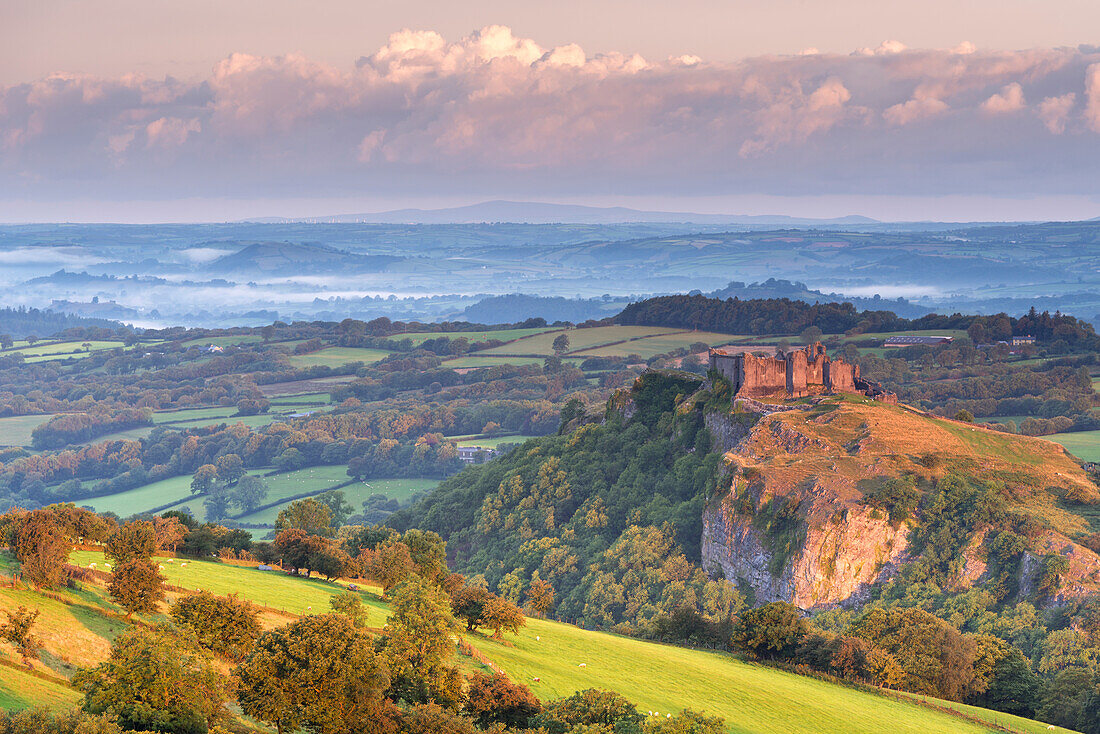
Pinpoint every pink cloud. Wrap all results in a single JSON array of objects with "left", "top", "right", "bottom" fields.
[
  {"left": 981, "top": 83, "right": 1026, "bottom": 114},
  {"left": 1037, "top": 93, "right": 1076, "bottom": 134},
  {"left": 1, "top": 27, "right": 1100, "bottom": 200}
]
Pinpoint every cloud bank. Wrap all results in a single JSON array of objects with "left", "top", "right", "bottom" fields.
[{"left": 2, "top": 26, "right": 1100, "bottom": 203}]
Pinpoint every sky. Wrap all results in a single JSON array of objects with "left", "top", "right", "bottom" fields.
[{"left": 3, "top": 0, "right": 1100, "bottom": 222}]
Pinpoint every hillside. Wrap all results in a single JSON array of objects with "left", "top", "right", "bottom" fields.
[{"left": 0, "top": 551, "right": 1067, "bottom": 733}]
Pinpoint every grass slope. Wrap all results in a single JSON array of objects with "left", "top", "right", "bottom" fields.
[
  {"left": 473, "top": 616, "right": 1055, "bottom": 734},
  {"left": 287, "top": 347, "right": 391, "bottom": 369}
]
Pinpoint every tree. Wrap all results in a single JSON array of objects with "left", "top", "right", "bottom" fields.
[
  {"left": 74, "top": 626, "right": 227, "bottom": 734},
  {"left": 800, "top": 326, "right": 823, "bottom": 344},
  {"left": 232, "top": 475, "right": 268, "bottom": 513},
  {"left": 108, "top": 559, "right": 166, "bottom": 619},
  {"left": 552, "top": 334, "right": 570, "bottom": 355},
  {"left": 236, "top": 614, "right": 393, "bottom": 734},
  {"left": 11, "top": 509, "right": 70, "bottom": 588},
  {"left": 25, "top": 334, "right": 37, "bottom": 345},
  {"left": 532, "top": 689, "right": 644, "bottom": 733},
  {"left": 105, "top": 520, "right": 157, "bottom": 565},
  {"left": 330, "top": 591, "right": 368, "bottom": 627},
  {"left": 402, "top": 528, "right": 448, "bottom": 582},
  {"left": 0, "top": 334, "right": 11, "bottom": 349},
  {"left": 735, "top": 602, "right": 809, "bottom": 661},
  {"left": 526, "top": 574, "right": 555, "bottom": 617},
  {"left": 480, "top": 593, "right": 526, "bottom": 639},
  {"left": 451, "top": 586, "right": 492, "bottom": 631},
  {"left": 954, "top": 409, "right": 975, "bottom": 423},
  {"left": 399, "top": 703, "right": 477, "bottom": 734},
  {"left": 361, "top": 539, "right": 417, "bottom": 593},
  {"left": 977, "top": 647, "right": 1039, "bottom": 717},
  {"left": 383, "top": 575, "right": 464, "bottom": 707},
  {"left": 171, "top": 591, "right": 261, "bottom": 661},
  {"left": 214, "top": 454, "right": 245, "bottom": 484},
  {"left": 190, "top": 464, "right": 218, "bottom": 495},
  {"left": 0, "top": 606, "right": 41, "bottom": 659},
  {"left": 464, "top": 672, "right": 541, "bottom": 728},
  {"left": 276, "top": 497, "right": 333, "bottom": 537},
  {"left": 315, "top": 489, "right": 353, "bottom": 526}
]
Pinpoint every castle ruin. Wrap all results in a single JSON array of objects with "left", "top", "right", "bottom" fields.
[{"left": 708, "top": 342, "right": 894, "bottom": 401}]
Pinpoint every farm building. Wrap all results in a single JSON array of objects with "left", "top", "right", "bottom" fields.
[
  {"left": 1011, "top": 335, "right": 1036, "bottom": 346},
  {"left": 882, "top": 335, "right": 953, "bottom": 348}
]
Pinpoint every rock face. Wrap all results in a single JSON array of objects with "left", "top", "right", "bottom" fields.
[
  {"left": 709, "top": 342, "right": 891, "bottom": 401},
  {"left": 702, "top": 484, "right": 911, "bottom": 609}
]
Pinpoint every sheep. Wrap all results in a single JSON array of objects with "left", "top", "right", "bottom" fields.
[{"left": 578, "top": 663, "right": 586, "bottom": 668}]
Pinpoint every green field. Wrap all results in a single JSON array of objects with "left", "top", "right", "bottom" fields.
[
  {"left": 1047, "top": 430, "right": 1100, "bottom": 461},
  {"left": 151, "top": 406, "right": 240, "bottom": 424},
  {"left": 287, "top": 347, "right": 391, "bottom": 368},
  {"left": 472, "top": 616, "right": 1049, "bottom": 734},
  {"left": 236, "top": 476, "right": 437, "bottom": 524},
  {"left": 479, "top": 326, "right": 684, "bottom": 357},
  {"left": 81, "top": 474, "right": 198, "bottom": 517},
  {"left": 385, "top": 327, "right": 556, "bottom": 346},
  {"left": 454, "top": 434, "right": 540, "bottom": 448},
  {"left": 0, "top": 414, "right": 54, "bottom": 447}
]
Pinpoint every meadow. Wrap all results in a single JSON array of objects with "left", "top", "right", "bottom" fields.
[
  {"left": 81, "top": 475, "right": 198, "bottom": 516},
  {"left": 454, "top": 434, "right": 540, "bottom": 449},
  {"left": 0, "top": 549, "right": 1067, "bottom": 733},
  {"left": 0, "top": 414, "right": 54, "bottom": 447},
  {"left": 235, "top": 476, "right": 438, "bottom": 525},
  {"left": 440, "top": 355, "right": 558, "bottom": 368},
  {"left": 1047, "top": 429, "right": 1100, "bottom": 462},
  {"left": 286, "top": 347, "right": 391, "bottom": 368}
]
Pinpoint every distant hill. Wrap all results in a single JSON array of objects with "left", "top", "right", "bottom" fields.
[
  {"left": 245, "top": 200, "right": 879, "bottom": 226},
  {"left": 0, "top": 306, "right": 128, "bottom": 338},
  {"left": 206, "top": 241, "right": 401, "bottom": 275},
  {"left": 460, "top": 294, "right": 627, "bottom": 324}
]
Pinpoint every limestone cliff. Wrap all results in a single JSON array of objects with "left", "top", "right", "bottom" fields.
[{"left": 700, "top": 394, "right": 1100, "bottom": 610}]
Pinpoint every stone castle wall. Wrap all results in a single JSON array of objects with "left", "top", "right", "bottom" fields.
[{"left": 709, "top": 342, "right": 887, "bottom": 401}]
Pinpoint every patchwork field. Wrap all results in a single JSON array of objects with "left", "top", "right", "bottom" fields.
[
  {"left": 286, "top": 347, "right": 391, "bottom": 368},
  {"left": 384, "top": 327, "right": 556, "bottom": 345},
  {"left": 81, "top": 474, "right": 197, "bottom": 517},
  {"left": 441, "top": 355, "right": 558, "bottom": 368},
  {"left": 454, "top": 434, "right": 540, "bottom": 448}
]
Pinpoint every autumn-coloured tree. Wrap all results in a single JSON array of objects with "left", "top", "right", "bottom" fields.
[
  {"left": 464, "top": 672, "right": 541, "bottom": 728},
  {"left": 275, "top": 497, "right": 333, "bottom": 537},
  {"left": 11, "top": 509, "right": 70, "bottom": 588},
  {"left": 525, "top": 573, "right": 555, "bottom": 617},
  {"left": 108, "top": 559, "right": 165, "bottom": 619},
  {"left": 236, "top": 614, "right": 393, "bottom": 734},
  {"left": 74, "top": 626, "right": 227, "bottom": 733},
  {"left": 0, "top": 606, "right": 41, "bottom": 659},
  {"left": 360, "top": 539, "right": 416, "bottom": 593},
  {"left": 105, "top": 520, "right": 157, "bottom": 565},
  {"left": 383, "top": 575, "right": 464, "bottom": 707},
  {"left": 480, "top": 594, "right": 525, "bottom": 639},
  {"left": 329, "top": 591, "right": 368, "bottom": 628},
  {"left": 190, "top": 464, "right": 219, "bottom": 495},
  {"left": 171, "top": 591, "right": 261, "bottom": 661}
]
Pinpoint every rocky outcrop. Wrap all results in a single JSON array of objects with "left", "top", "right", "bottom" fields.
[{"left": 698, "top": 394, "right": 1100, "bottom": 609}]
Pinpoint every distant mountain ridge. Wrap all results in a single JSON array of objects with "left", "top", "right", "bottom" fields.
[
  {"left": 244, "top": 200, "right": 879, "bottom": 226},
  {"left": 206, "top": 241, "right": 400, "bottom": 275}
]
